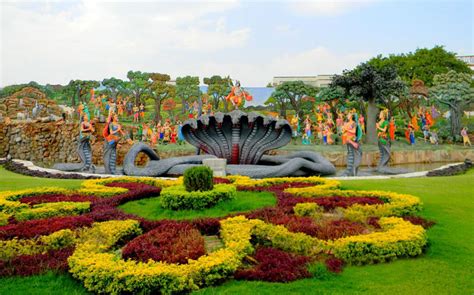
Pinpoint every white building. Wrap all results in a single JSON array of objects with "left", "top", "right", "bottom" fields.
[
  {"left": 456, "top": 55, "right": 474, "bottom": 71},
  {"left": 272, "top": 75, "right": 334, "bottom": 88}
]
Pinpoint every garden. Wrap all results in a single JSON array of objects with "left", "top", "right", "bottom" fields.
[{"left": 0, "top": 165, "right": 472, "bottom": 294}]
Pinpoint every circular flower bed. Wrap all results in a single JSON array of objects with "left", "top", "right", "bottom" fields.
[
  {"left": 159, "top": 184, "right": 236, "bottom": 210},
  {"left": 0, "top": 174, "right": 433, "bottom": 293}
]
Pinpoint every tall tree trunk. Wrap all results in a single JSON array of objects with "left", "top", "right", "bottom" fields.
[
  {"left": 280, "top": 103, "right": 287, "bottom": 118},
  {"left": 450, "top": 107, "right": 462, "bottom": 140},
  {"left": 154, "top": 98, "right": 162, "bottom": 122},
  {"left": 181, "top": 97, "right": 186, "bottom": 114},
  {"left": 366, "top": 98, "right": 378, "bottom": 144}
]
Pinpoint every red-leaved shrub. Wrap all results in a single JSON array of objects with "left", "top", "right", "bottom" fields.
[
  {"left": 122, "top": 221, "right": 206, "bottom": 264},
  {"left": 0, "top": 247, "right": 74, "bottom": 276},
  {"left": 402, "top": 216, "right": 436, "bottom": 228},
  {"left": 235, "top": 247, "right": 311, "bottom": 282},
  {"left": 325, "top": 257, "right": 344, "bottom": 273}
]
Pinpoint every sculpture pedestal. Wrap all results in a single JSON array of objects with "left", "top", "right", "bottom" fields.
[{"left": 203, "top": 158, "right": 227, "bottom": 177}]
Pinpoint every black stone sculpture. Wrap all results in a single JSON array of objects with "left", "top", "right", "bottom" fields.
[
  {"left": 52, "top": 136, "right": 95, "bottom": 173},
  {"left": 123, "top": 111, "right": 336, "bottom": 178}
]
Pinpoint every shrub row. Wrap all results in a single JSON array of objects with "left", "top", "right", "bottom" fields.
[{"left": 160, "top": 184, "right": 236, "bottom": 210}]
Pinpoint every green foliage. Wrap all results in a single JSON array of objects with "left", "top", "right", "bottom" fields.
[
  {"left": 368, "top": 46, "right": 473, "bottom": 86},
  {"left": 293, "top": 203, "right": 322, "bottom": 218},
  {"left": 148, "top": 73, "right": 176, "bottom": 121},
  {"left": 272, "top": 81, "right": 318, "bottom": 118},
  {"left": 183, "top": 166, "right": 214, "bottom": 192},
  {"left": 176, "top": 76, "right": 201, "bottom": 114},
  {"left": 126, "top": 70, "right": 151, "bottom": 104},
  {"left": 101, "top": 77, "right": 127, "bottom": 101},
  {"left": 204, "top": 75, "right": 231, "bottom": 111},
  {"left": 66, "top": 80, "right": 100, "bottom": 106},
  {"left": 265, "top": 90, "right": 290, "bottom": 117},
  {"left": 331, "top": 62, "right": 405, "bottom": 143},
  {"left": 159, "top": 184, "right": 236, "bottom": 210},
  {"left": 119, "top": 191, "right": 276, "bottom": 220},
  {"left": 0, "top": 82, "right": 43, "bottom": 98},
  {"left": 430, "top": 70, "right": 474, "bottom": 138}
]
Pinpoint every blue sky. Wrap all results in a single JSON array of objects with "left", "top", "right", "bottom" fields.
[{"left": 1, "top": 0, "right": 472, "bottom": 87}]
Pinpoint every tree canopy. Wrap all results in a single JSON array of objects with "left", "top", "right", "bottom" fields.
[
  {"left": 272, "top": 81, "right": 318, "bottom": 119},
  {"left": 203, "top": 75, "right": 231, "bottom": 112},
  {"left": 331, "top": 62, "right": 405, "bottom": 143},
  {"left": 126, "top": 71, "right": 151, "bottom": 105},
  {"left": 176, "top": 76, "right": 201, "bottom": 115},
  {"left": 430, "top": 70, "right": 474, "bottom": 139},
  {"left": 148, "top": 73, "right": 176, "bottom": 122},
  {"left": 368, "top": 46, "right": 472, "bottom": 86}
]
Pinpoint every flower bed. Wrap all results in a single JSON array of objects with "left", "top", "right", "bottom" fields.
[
  {"left": 160, "top": 184, "right": 236, "bottom": 210},
  {"left": 0, "top": 175, "right": 431, "bottom": 292}
]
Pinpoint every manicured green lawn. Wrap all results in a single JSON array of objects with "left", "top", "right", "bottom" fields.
[
  {"left": 0, "top": 167, "right": 83, "bottom": 191},
  {"left": 0, "top": 167, "right": 473, "bottom": 295},
  {"left": 119, "top": 191, "right": 276, "bottom": 220}
]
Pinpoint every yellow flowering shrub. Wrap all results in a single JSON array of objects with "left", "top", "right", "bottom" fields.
[
  {"left": 0, "top": 187, "right": 69, "bottom": 213},
  {"left": 0, "top": 229, "right": 76, "bottom": 260},
  {"left": 231, "top": 175, "right": 340, "bottom": 190},
  {"left": 0, "top": 212, "right": 11, "bottom": 226},
  {"left": 14, "top": 202, "right": 90, "bottom": 222},
  {"left": 287, "top": 188, "right": 422, "bottom": 220},
  {"left": 293, "top": 202, "right": 323, "bottom": 218},
  {"left": 78, "top": 176, "right": 179, "bottom": 197},
  {"left": 329, "top": 217, "right": 427, "bottom": 264}
]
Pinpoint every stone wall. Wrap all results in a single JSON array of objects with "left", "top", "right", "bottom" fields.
[{"left": 0, "top": 122, "right": 149, "bottom": 167}]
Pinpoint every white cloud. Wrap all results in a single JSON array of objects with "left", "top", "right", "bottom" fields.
[
  {"left": 290, "top": 0, "right": 378, "bottom": 16},
  {"left": 0, "top": 0, "right": 249, "bottom": 85},
  {"left": 0, "top": 1, "right": 371, "bottom": 87}
]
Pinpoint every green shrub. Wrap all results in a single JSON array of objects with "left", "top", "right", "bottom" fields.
[
  {"left": 160, "top": 184, "right": 236, "bottom": 210},
  {"left": 183, "top": 166, "right": 214, "bottom": 192}
]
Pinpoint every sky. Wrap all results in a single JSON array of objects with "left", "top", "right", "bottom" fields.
[{"left": 0, "top": 0, "right": 472, "bottom": 87}]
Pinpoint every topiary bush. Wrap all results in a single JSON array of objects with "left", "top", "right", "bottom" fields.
[{"left": 183, "top": 166, "right": 214, "bottom": 192}]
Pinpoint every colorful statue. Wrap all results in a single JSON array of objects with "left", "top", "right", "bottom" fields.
[
  {"left": 103, "top": 114, "right": 124, "bottom": 174},
  {"left": 389, "top": 117, "right": 396, "bottom": 141},
  {"left": 225, "top": 81, "right": 253, "bottom": 110},
  {"left": 376, "top": 109, "right": 391, "bottom": 171},
  {"left": 78, "top": 114, "right": 95, "bottom": 172},
  {"left": 341, "top": 113, "right": 363, "bottom": 176}
]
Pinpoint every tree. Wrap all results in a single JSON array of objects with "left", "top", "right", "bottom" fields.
[
  {"left": 273, "top": 81, "right": 318, "bottom": 119},
  {"left": 368, "top": 46, "right": 473, "bottom": 86},
  {"left": 203, "top": 75, "right": 231, "bottom": 112},
  {"left": 398, "top": 79, "right": 428, "bottom": 119},
  {"left": 331, "top": 63, "right": 405, "bottom": 144},
  {"left": 162, "top": 98, "right": 177, "bottom": 120},
  {"left": 66, "top": 80, "right": 99, "bottom": 106},
  {"left": 148, "top": 73, "right": 176, "bottom": 122},
  {"left": 264, "top": 91, "right": 289, "bottom": 118},
  {"left": 102, "top": 77, "right": 127, "bottom": 102},
  {"left": 176, "top": 76, "right": 201, "bottom": 115},
  {"left": 316, "top": 86, "right": 348, "bottom": 116},
  {"left": 126, "top": 71, "right": 151, "bottom": 105},
  {"left": 430, "top": 71, "right": 474, "bottom": 139}
]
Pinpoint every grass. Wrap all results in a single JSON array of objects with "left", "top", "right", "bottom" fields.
[
  {"left": 0, "top": 167, "right": 83, "bottom": 191},
  {"left": 118, "top": 191, "right": 276, "bottom": 220},
  {"left": 0, "top": 167, "right": 473, "bottom": 294}
]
